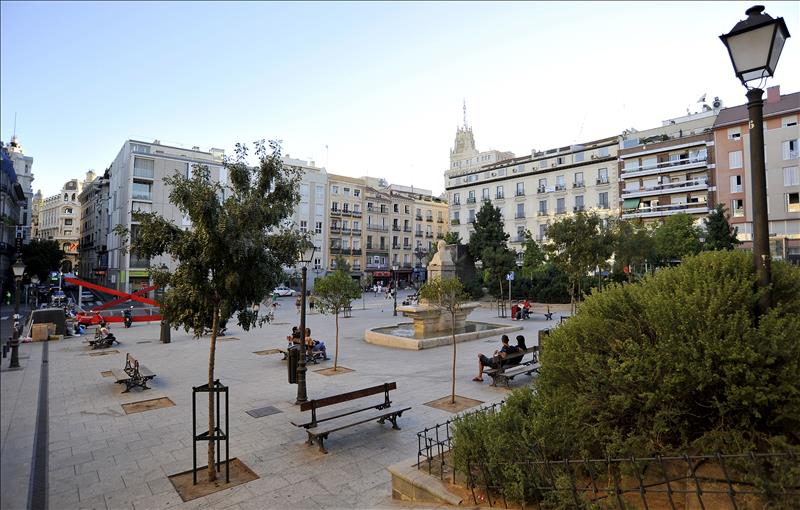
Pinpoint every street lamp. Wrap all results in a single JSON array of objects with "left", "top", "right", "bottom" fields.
[
  {"left": 295, "top": 244, "right": 317, "bottom": 405},
  {"left": 720, "top": 5, "right": 791, "bottom": 317},
  {"left": 10, "top": 258, "right": 26, "bottom": 368},
  {"left": 392, "top": 264, "right": 399, "bottom": 316}
]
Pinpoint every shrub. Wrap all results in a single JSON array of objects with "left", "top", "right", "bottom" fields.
[{"left": 452, "top": 251, "right": 800, "bottom": 506}]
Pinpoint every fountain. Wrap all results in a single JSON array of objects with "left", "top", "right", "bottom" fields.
[{"left": 365, "top": 241, "right": 521, "bottom": 350}]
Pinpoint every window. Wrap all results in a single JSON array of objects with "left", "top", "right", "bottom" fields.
[
  {"left": 496, "top": 185, "right": 504, "bottom": 198},
  {"left": 574, "top": 152, "right": 584, "bottom": 163},
  {"left": 315, "top": 221, "right": 322, "bottom": 234},
  {"left": 353, "top": 189, "right": 360, "bottom": 197},
  {"left": 453, "top": 211, "right": 459, "bottom": 222},
  {"left": 538, "top": 224, "right": 547, "bottom": 240},
  {"left": 64, "top": 218, "right": 73, "bottom": 226},
  {"left": 731, "top": 175, "right": 743, "bottom": 193},
  {"left": 353, "top": 221, "right": 359, "bottom": 230},
  {"left": 343, "top": 187, "right": 350, "bottom": 196},
  {"left": 482, "top": 188, "right": 489, "bottom": 200},
  {"left": 64, "top": 207, "right": 73, "bottom": 214},
  {"left": 133, "top": 157, "right": 155, "bottom": 178},
  {"left": 598, "top": 146, "right": 609, "bottom": 157},
  {"left": 597, "top": 168, "right": 609, "bottom": 184},
  {"left": 300, "top": 220, "right": 308, "bottom": 233},
  {"left": 732, "top": 199, "right": 745, "bottom": 217},
  {"left": 468, "top": 190, "right": 476, "bottom": 203},
  {"left": 784, "top": 167, "right": 799, "bottom": 186},
  {"left": 516, "top": 182, "right": 524, "bottom": 196},
  {"left": 782, "top": 116, "right": 797, "bottom": 128},
  {"left": 131, "top": 143, "right": 150, "bottom": 154},
  {"left": 538, "top": 178, "right": 547, "bottom": 189},
  {"left": 453, "top": 193, "right": 460, "bottom": 205},
  {"left": 468, "top": 210, "right": 476, "bottom": 223},
  {"left": 404, "top": 205, "right": 410, "bottom": 214},
  {"left": 556, "top": 175, "right": 566, "bottom": 190},
  {"left": 556, "top": 198, "right": 565, "bottom": 214},
  {"left": 331, "top": 201, "right": 339, "bottom": 211},
  {"left": 393, "top": 204, "right": 399, "bottom": 213},
  {"left": 727, "top": 127, "right": 742, "bottom": 140},
  {"left": 573, "top": 172, "right": 584, "bottom": 187},
  {"left": 729, "top": 151, "right": 743, "bottom": 169},
  {"left": 332, "top": 185, "right": 339, "bottom": 194},
  {"left": 516, "top": 203, "right": 525, "bottom": 219},
  {"left": 788, "top": 193, "right": 800, "bottom": 213},
  {"left": 132, "top": 182, "right": 152, "bottom": 201},
  {"left": 538, "top": 200, "right": 547, "bottom": 214},
  {"left": 598, "top": 192, "right": 609, "bottom": 209},
  {"left": 574, "top": 195, "right": 584, "bottom": 211},
  {"left": 783, "top": 139, "right": 798, "bottom": 160},
  {"left": 556, "top": 156, "right": 565, "bottom": 165}
]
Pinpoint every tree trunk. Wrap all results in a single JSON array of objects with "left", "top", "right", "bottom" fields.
[
  {"left": 207, "top": 309, "right": 219, "bottom": 483},
  {"left": 334, "top": 313, "right": 340, "bottom": 371},
  {"left": 451, "top": 312, "right": 456, "bottom": 405}
]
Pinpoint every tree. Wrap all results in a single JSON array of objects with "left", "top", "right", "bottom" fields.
[
  {"left": 611, "top": 218, "right": 655, "bottom": 281},
  {"left": 332, "top": 255, "right": 351, "bottom": 273},
  {"left": 481, "top": 245, "right": 516, "bottom": 299},
  {"left": 544, "top": 212, "right": 613, "bottom": 313},
  {"left": 313, "top": 268, "right": 361, "bottom": 371},
  {"left": 21, "top": 239, "right": 64, "bottom": 282},
  {"left": 116, "top": 140, "right": 302, "bottom": 483},
  {"left": 419, "top": 277, "right": 469, "bottom": 404},
  {"left": 468, "top": 201, "right": 509, "bottom": 263},
  {"left": 520, "top": 230, "right": 546, "bottom": 279},
  {"left": 704, "top": 204, "right": 741, "bottom": 251},
  {"left": 443, "top": 231, "right": 462, "bottom": 245},
  {"left": 653, "top": 213, "right": 703, "bottom": 265},
  {"left": 359, "top": 273, "right": 373, "bottom": 309}
]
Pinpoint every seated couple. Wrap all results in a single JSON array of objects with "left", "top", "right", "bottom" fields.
[
  {"left": 287, "top": 326, "right": 328, "bottom": 360},
  {"left": 473, "top": 334, "right": 527, "bottom": 382}
]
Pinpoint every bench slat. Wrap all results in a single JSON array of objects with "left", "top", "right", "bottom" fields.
[
  {"left": 308, "top": 407, "right": 411, "bottom": 437},
  {"left": 111, "top": 369, "right": 130, "bottom": 382},
  {"left": 299, "top": 382, "right": 397, "bottom": 411}
]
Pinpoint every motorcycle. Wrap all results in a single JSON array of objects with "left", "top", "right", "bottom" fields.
[{"left": 123, "top": 307, "right": 133, "bottom": 328}]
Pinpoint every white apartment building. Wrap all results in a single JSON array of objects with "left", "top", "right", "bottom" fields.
[
  {"left": 283, "top": 156, "right": 328, "bottom": 288},
  {"left": 107, "top": 140, "right": 225, "bottom": 292},
  {"left": 5, "top": 135, "right": 34, "bottom": 242},
  {"left": 38, "top": 178, "right": 84, "bottom": 271},
  {"left": 78, "top": 169, "right": 110, "bottom": 283}
]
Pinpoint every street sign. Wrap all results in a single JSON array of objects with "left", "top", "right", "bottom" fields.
[{"left": 506, "top": 271, "right": 515, "bottom": 281}]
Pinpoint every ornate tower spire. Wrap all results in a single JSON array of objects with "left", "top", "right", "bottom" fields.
[{"left": 463, "top": 99, "right": 468, "bottom": 129}]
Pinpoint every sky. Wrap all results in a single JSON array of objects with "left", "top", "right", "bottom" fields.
[{"left": 2, "top": 1, "right": 799, "bottom": 199}]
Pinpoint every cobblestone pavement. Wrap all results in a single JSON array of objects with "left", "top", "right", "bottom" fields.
[{"left": 1, "top": 292, "right": 565, "bottom": 509}]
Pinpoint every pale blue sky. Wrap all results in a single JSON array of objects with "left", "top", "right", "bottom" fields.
[{"left": 2, "top": 1, "right": 798, "bottom": 198}]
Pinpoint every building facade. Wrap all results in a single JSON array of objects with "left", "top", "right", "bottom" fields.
[
  {"left": 1, "top": 143, "right": 26, "bottom": 294},
  {"left": 78, "top": 169, "right": 110, "bottom": 283},
  {"left": 107, "top": 140, "right": 225, "bottom": 292},
  {"left": 713, "top": 86, "right": 799, "bottom": 260},
  {"left": 618, "top": 105, "right": 720, "bottom": 224},
  {"left": 4, "top": 136, "right": 34, "bottom": 243},
  {"left": 38, "top": 178, "right": 84, "bottom": 271}
]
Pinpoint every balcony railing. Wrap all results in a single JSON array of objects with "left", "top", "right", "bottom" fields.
[
  {"left": 341, "top": 210, "right": 352, "bottom": 216},
  {"left": 352, "top": 230, "right": 361, "bottom": 236},
  {"left": 415, "top": 231, "right": 423, "bottom": 237},
  {"left": 621, "top": 177, "right": 709, "bottom": 198},
  {"left": 573, "top": 181, "right": 585, "bottom": 188},
  {"left": 495, "top": 193, "right": 505, "bottom": 200},
  {"left": 436, "top": 218, "right": 444, "bottom": 223},
  {"left": 555, "top": 184, "right": 566, "bottom": 191},
  {"left": 596, "top": 177, "right": 610, "bottom": 185},
  {"left": 466, "top": 197, "right": 477, "bottom": 204},
  {"left": 573, "top": 205, "right": 585, "bottom": 212},
  {"left": 425, "top": 233, "right": 433, "bottom": 238},
  {"left": 366, "top": 225, "right": 389, "bottom": 232},
  {"left": 415, "top": 214, "right": 423, "bottom": 220},
  {"left": 351, "top": 211, "right": 362, "bottom": 217},
  {"left": 436, "top": 233, "right": 444, "bottom": 239},
  {"left": 392, "top": 225, "right": 401, "bottom": 231},
  {"left": 515, "top": 213, "right": 525, "bottom": 219},
  {"left": 330, "top": 225, "right": 341, "bottom": 232},
  {"left": 622, "top": 202, "right": 710, "bottom": 219},
  {"left": 512, "top": 235, "right": 525, "bottom": 243},
  {"left": 351, "top": 248, "right": 362, "bottom": 255},
  {"left": 621, "top": 156, "right": 707, "bottom": 178},
  {"left": 392, "top": 244, "right": 401, "bottom": 249},
  {"left": 515, "top": 190, "right": 525, "bottom": 196},
  {"left": 538, "top": 209, "right": 548, "bottom": 216},
  {"left": 341, "top": 227, "right": 351, "bottom": 234},
  {"left": 537, "top": 187, "right": 546, "bottom": 194},
  {"left": 366, "top": 263, "right": 388, "bottom": 270},
  {"left": 452, "top": 200, "right": 460, "bottom": 205},
  {"left": 330, "top": 208, "right": 341, "bottom": 215},
  {"left": 426, "top": 215, "right": 433, "bottom": 221},
  {"left": 451, "top": 219, "right": 460, "bottom": 225},
  {"left": 403, "top": 227, "right": 412, "bottom": 232},
  {"left": 597, "top": 202, "right": 609, "bottom": 209},
  {"left": 556, "top": 208, "right": 567, "bottom": 215}
]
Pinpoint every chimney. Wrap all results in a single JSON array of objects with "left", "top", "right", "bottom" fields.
[{"left": 767, "top": 85, "right": 781, "bottom": 104}]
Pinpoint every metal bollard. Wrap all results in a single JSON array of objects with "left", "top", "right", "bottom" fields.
[
  {"left": 9, "top": 337, "right": 20, "bottom": 368},
  {"left": 160, "top": 320, "right": 171, "bottom": 344}
]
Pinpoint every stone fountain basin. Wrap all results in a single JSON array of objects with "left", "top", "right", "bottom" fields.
[{"left": 365, "top": 321, "right": 523, "bottom": 350}]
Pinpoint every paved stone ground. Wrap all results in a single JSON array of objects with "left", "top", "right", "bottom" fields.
[{"left": 1, "top": 292, "right": 566, "bottom": 510}]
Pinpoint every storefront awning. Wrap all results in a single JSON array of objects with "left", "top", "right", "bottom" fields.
[{"left": 623, "top": 198, "right": 641, "bottom": 210}]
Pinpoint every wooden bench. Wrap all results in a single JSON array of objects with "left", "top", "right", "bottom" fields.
[
  {"left": 343, "top": 305, "right": 352, "bottom": 318},
  {"left": 88, "top": 331, "right": 118, "bottom": 349},
  {"left": 279, "top": 343, "right": 327, "bottom": 364},
  {"left": 291, "top": 382, "right": 410, "bottom": 454},
  {"left": 482, "top": 347, "right": 540, "bottom": 388},
  {"left": 111, "top": 353, "right": 156, "bottom": 392}
]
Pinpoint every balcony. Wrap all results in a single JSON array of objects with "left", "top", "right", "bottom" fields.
[
  {"left": 556, "top": 208, "right": 567, "bottom": 215},
  {"left": 436, "top": 218, "right": 444, "bottom": 223},
  {"left": 621, "top": 177, "right": 709, "bottom": 199},
  {"left": 341, "top": 227, "right": 351, "bottom": 234},
  {"left": 436, "top": 233, "right": 444, "bottom": 239},
  {"left": 351, "top": 211, "right": 362, "bottom": 217},
  {"left": 466, "top": 197, "right": 477, "bottom": 204},
  {"left": 572, "top": 181, "right": 585, "bottom": 189},
  {"left": 425, "top": 232, "right": 433, "bottom": 238},
  {"left": 514, "top": 213, "right": 525, "bottom": 219},
  {"left": 330, "top": 208, "right": 341, "bottom": 215},
  {"left": 451, "top": 219, "right": 460, "bottom": 225},
  {"left": 596, "top": 177, "right": 610, "bottom": 185},
  {"left": 573, "top": 205, "right": 585, "bottom": 212},
  {"left": 555, "top": 184, "right": 566, "bottom": 191},
  {"left": 367, "top": 206, "right": 376, "bottom": 212},
  {"left": 340, "top": 210, "right": 352, "bottom": 216},
  {"left": 621, "top": 156, "right": 707, "bottom": 179},
  {"left": 452, "top": 200, "right": 460, "bottom": 206},
  {"left": 392, "top": 225, "right": 401, "bottom": 231},
  {"left": 537, "top": 209, "right": 548, "bottom": 216},
  {"left": 515, "top": 190, "right": 525, "bottom": 197},
  {"left": 367, "top": 225, "right": 389, "bottom": 232},
  {"left": 512, "top": 235, "right": 525, "bottom": 243},
  {"left": 392, "top": 244, "right": 401, "bottom": 249},
  {"left": 537, "top": 187, "right": 546, "bottom": 194},
  {"left": 495, "top": 193, "right": 505, "bottom": 200},
  {"left": 330, "top": 225, "right": 341, "bottom": 232},
  {"left": 351, "top": 230, "right": 362, "bottom": 236},
  {"left": 351, "top": 248, "right": 362, "bottom": 255},
  {"left": 403, "top": 244, "right": 411, "bottom": 250},
  {"left": 597, "top": 202, "right": 609, "bottom": 209},
  {"left": 403, "top": 227, "right": 412, "bottom": 232},
  {"left": 415, "top": 214, "right": 423, "bottom": 221},
  {"left": 366, "top": 263, "right": 389, "bottom": 270},
  {"left": 621, "top": 201, "right": 710, "bottom": 219},
  {"left": 129, "top": 254, "right": 150, "bottom": 269},
  {"left": 415, "top": 231, "right": 423, "bottom": 237},
  {"left": 330, "top": 246, "right": 342, "bottom": 254},
  {"left": 426, "top": 215, "right": 433, "bottom": 222}
]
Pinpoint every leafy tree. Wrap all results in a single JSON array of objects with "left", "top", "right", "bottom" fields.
[
  {"left": 116, "top": 140, "right": 302, "bottom": 482},
  {"left": 313, "top": 268, "right": 361, "bottom": 371},
  {"left": 520, "top": 230, "right": 546, "bottom": 279},
  {"left": 21, "top": 239, "right": 64, "bottom": 282},
  {"left": 652, "top": 213, "right": 703, "bottom": 265},
  {"left": 443, "top": 231, "right": 461, "bottom": 245},
  {"left": 468, "top": 200, "right": 509, "bottom": 263},
  {"left": 481, "top": 245, "right": 516, "bottom": 299},
  {"left": 611, "top": 218, "right": 655, "bottom": 281},
  {"left": 419, "top": 277, "right": 470, "bottom": 404},
  {"left": 544, "top": 212, "right": 613, "bottom": 313},
  {"left": 704, "top": 204, "right": 741, "bottom": 251}
]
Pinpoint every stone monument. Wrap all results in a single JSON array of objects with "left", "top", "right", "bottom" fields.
[{"left": 427, "top": 239, "right": 457, "bottom": 281}]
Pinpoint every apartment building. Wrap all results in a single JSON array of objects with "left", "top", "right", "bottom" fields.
[
  {"left": 78, "top": 169, "right": 110, "bottom": 283},
  {"left": 30, "top": 190, "right": 42, "bottom": 239},
  {"left": 4, "top": 136, "right": 34, "bottom": 243},
  {"left": 38, "top": 178, "right": 84, "bottom": 271},
  {"left": 363, "top": 185, "right": 392, "bottom": 285},
  {"left": 447, "top": 131, "right": 619, "bottom": 255},
  {"left": 618, "top": 104, "right": 720, "bottom": 223},
  {"left": 327, "top": 174, "right": 366, "bottom": 280},
  {"left": 713, "top": 86, "right": 799, "bottom": 260},
  {"left": 1, "top": 143, "right": 26, "bottom": 292},
  {"left": 283, "top": 156, "right": 328, "bottom": 288},
  {"left": 107, "top": 140, "right": 225, "bottom": 292}
]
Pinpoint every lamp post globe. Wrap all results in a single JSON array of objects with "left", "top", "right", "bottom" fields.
[
  {"left": 10, "top": 258, "right": 26, "bottom": 368},
  {"left": 720, "top": 5, "right": 791, "bottom": 317}
]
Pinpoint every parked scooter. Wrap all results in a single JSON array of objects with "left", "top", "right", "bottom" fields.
[{"left": 123, "top": 306, "right": 133, "bottom": 328}]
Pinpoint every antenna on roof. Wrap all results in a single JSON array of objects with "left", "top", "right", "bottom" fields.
[{"left": 463, "top": 99, "right": 468, "bottom": 129}]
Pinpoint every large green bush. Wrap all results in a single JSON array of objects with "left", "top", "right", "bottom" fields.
[{"left": 452, "top": 251, "right": 800, "bottom": 506}]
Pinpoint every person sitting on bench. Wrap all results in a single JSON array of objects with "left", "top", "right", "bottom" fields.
[
  {"left": 304, "top": 327, "right": 328, "bottom": 360},
  {"left": 515, "top": 334, "right": 527, "bottom": 351},
  {"left": 473, "top": 335, "right": 519, "bottom": 382}
]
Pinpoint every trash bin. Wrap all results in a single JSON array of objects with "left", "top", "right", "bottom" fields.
[
  {"left": 160, "top": 320, "right": 171, "bottom": 344},
  {"left": 287, "top": 345, "right": 300, "bottom": 384}
]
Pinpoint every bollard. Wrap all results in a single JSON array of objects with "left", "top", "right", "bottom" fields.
[
  {"left": 9, "top": 337, "right": 20, "bottom": 368},
  {"left": 287, "top": 345, "right": 299, "bottom": 384},
  {"left": 160, "top": 320, "right": 171, "bottom": 344}
]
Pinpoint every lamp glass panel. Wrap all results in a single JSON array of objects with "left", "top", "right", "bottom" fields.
[
  {"left": 726, "top": 24, "right": 774, "bottom": 79},
  {"left": 767, "top": 28, "right": 787, "bottom": 75}
]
